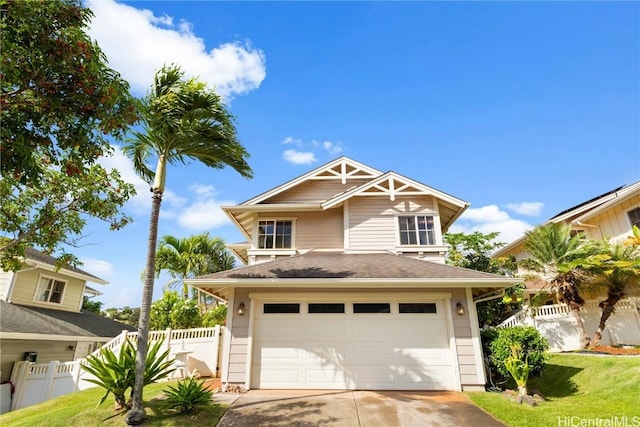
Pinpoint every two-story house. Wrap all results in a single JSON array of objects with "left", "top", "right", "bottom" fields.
[
  {"left": 0, "top": 248, "right": 135, "bottom": 382},
  {"left": 189, "top": 157, "right": 517, "bottom": 392},
  {"left": 494, "top": 181, "right": 640, "bottom": 351}
]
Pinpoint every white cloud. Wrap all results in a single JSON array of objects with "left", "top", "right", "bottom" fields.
[
  {"left": 79, "top": 258, "right": 114, "bottom": 278},
  {"left": 505, "top": 202, "right": 544, "bottom": 217},
  {"left": 283, "top": 149, "right": 317, "bottom": 165},
  {"left": 190, "top": 184, "right": 216, "bottom": 197},
  {"left": 322, "top": 141, "right": 343, "bottom": 155},
  {"left": 177, "top": 198, "right": 235, "bottom": 231},
  {"left": 282, "top": 136, "right": 302, "bottom": 146},
  {"left": 450, "top": 205, "right": 534, "bottom": 244},
  {"left": 86, "top": 0, "right": 266, "bottom": 97}
]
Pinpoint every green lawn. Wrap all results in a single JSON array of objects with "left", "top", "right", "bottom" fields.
[
  {"left": 467, "top": 353, "right": 640, "bottom": 427},
  {"left": 0, "top": 380, "right": 226, "bottom": 426}
]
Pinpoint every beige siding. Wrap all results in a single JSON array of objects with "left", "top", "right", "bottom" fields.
[
  {"left": 10, "top": 268, "right": 85, "bottom": 312},
  {"left": 267, "top": 179, "right": 370, "bottom": 203},
  {"left": 0, "top": 339, "right": 78, "bottom": 382},
  {"left": 224, "top": 287, "right": 483, "bottom": 389},
  {"left": 295, "top": 209, "right": 343, "bottom": 250},
  {"left": 348, "top": 196, "right": 437, "bottom": 250},
  {"left": 0, "top": 271, "right": 14, "bottom": 300},
  {"left": 588, "top": 194, "right": 640, "bottom": 242}
]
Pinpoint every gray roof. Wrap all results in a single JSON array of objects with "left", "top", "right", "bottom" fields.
[
  {"left": 0, "top": 301, "right": 135, "bottom": 338},
  {"left": 25, "top": 248, "right": 106, "bottom": 283},
  {"left": 198, "top": 251, "right": 509, "bottom": 281}
]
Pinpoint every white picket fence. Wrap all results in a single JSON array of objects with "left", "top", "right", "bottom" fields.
[
  {"left": 499, "top": 298, "right": 640, "bottom": 352},
  {"left": 8, "top": 326, "right": 222, "bottom": 411}
]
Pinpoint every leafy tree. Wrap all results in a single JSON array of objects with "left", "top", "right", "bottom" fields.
[
  {"left": 150, "top": 291, "right": 203, "bottom": 330},
  {"left": 520, "top": 224, "right": 601, "bottom": 349},
  {"left": 202, "top": 304, "right": 228, "bottom": 327},
  {"left": 123, "top": 65, "right": 252, "bottom": 425},
  {"left": 103, "top": 306, "right": 140, "bottom": 327},
  {"left": 0, "top": 0, "right": 138, "bottom": 268},
  {"left": 0, "top": 161, "right": 135, "bottom": 270},
  {"left": 82, "top": 297, "right": 103, "bottom": 314},
  {"left": 155, "top": 233, "right": 234, "bottom": 299},
  {"left": 587, "top": 241, "right": 640, "bottom": 348},
  {"left": 445, "top": 231, "right": 519, "bottom": 326},
  {"left": 1, "top": 0, "right": 138, "bottom": 185}
]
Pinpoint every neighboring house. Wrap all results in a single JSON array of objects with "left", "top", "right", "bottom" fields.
[
  {"left": 189, "top": 157, "right": 517, "bottom": 392},
  {"left": 494, "top": 181, "right": 640, "bottom": 351},
  {"left": 0, "top": 248, "right": 135, "bottom": 382}
]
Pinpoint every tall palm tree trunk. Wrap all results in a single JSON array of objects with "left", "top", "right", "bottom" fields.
[
  {"left": 591, "top": 294, "right": 622, "bottom": 348},
  {"left": 567, "top": 303, "right": 590, "bottom": 350},
  {"left": 126, "top": 190, "right": 163, "bottom": 425}
]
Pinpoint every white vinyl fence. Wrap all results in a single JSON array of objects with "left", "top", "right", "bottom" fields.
[
  {"left": 8, "top": 326, "right": 222, "bottom": 412},
  {"left": 499, "top": 298, "right": 640, "bottom": 352}
]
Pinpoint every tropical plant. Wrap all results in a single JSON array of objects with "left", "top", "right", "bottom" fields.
[
  {"left": 520, "top": 223, "right": 601, "bottom": 349},
  {"left": 503, "top": 344, "right": 531, "bottom": 397},
  {"left": 445, "top": 231, "right": 520, "bottom": 326},
  {"left": 587, "top": 241, "right": 640, "bottom": 348},
  {"left": 489, "top": 326, "right": 548, "bottom": 380},
  {"left": 81, "top": 339, "right": 175, "bottom": 410},
  {"left": 122, "top": 64, "right": 252, "bottom": 425},
  {"left": 202, "top": 304, "right": 228, "bottom": 327},
  {"left": 163, "top": 377, "right": 213, "bottom": 414},
  {"left": 625, "top": 225, "right": 640, "bottom": 247},
  {"left": 150, "top": 291, "right": 203, "bottom": 330},
  {"left": 155, "top": 233, "right": 235, "bottom": 299}
]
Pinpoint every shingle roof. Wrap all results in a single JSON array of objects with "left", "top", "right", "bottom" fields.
[
  {"left": 25, "top": 248, "right": 106, "bottom": 283},
  {"left": 197, "top": 251, "right": 509, "bottom": 281},
  {"left": 0, "top": 301, "right": 135, "bottom": 337}
]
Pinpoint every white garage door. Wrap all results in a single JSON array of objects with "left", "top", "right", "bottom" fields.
[{"left": 251, "top": 297, "right": 456, "bottom": 390}]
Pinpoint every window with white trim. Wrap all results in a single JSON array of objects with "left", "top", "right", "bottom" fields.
[
  {"left": 35, "top": 276, "right": 66, "bottom": 304},
  {"left": 628, "top": 207, "right": 640, "bottom": 229},
  {"left": 398, "top": 215, "right": 435, "bottom": 245},
  {"left": 257, "top": 220, "right": 292, "bottom": 249}
]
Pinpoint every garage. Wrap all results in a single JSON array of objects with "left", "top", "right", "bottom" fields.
[{"left": 250, "top": 295, "right": 457, "bottom": 390}]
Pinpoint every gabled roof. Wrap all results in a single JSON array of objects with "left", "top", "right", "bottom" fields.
[
  {"left": 0, "top": 301, "right": 135, "bottom": 339},
  {"left": 321, "top": 171, "right": 468, "bottom": 232},
  {"left": 242, "top": 157, "right": 383, "bottom": 206},
  {"left": 24, "top": 248, "right": 108, "bottom": 285},
  {"left": 493, "top": 180, "right": 640, "bottom": 257}
]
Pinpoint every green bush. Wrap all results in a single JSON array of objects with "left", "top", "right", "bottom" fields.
[
  {"left": 489, "top": 326, "right": 549, "bottom": 379},
  {"left": 81, "top": 338, "right": 176, "bottom": 410},
  {"left": 202, "top": 304, "right": 227, "bottom": 327},
  {"left": 163, "top": 377, "right": 213, "bottom": 414}
]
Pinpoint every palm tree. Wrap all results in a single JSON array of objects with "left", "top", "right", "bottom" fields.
[
  {"left": 587, "top": 242, "right": 640, "bottom": 348},
  {"left": 155, "top": 232, "right": 235, "bottom": 299},
  {"left": 520, "top": 223, "right": 600, "bottom": 349},
  {"left": 123, "top": 65, "right": 252, "bottom": 425}
]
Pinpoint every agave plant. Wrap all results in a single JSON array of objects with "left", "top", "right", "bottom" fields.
[
  {"left": 81, "top": 338, "right": 176, "bottom": 410},
  {"left": 163, "top": 377, "right": 213, "bottom": 414}
]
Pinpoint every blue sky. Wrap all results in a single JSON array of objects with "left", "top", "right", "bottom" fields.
[{"left": 75, "top": 1, "right": 638, "bottom": 308}]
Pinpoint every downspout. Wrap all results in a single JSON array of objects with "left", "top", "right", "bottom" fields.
[{"left": 574, "top": 220, "right": 602, "bottom": 239}]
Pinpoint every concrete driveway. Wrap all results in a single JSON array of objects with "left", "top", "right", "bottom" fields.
[{"left": 215, "top": 390, "right": 504, "bottom": 427}]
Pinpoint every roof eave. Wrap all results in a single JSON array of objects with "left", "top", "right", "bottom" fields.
[
  {"left": 25, "top": 260, "right": 108, "bottom": 285},
  {"left": 188, "top": 277, "right": 519, "bottom": 288}
]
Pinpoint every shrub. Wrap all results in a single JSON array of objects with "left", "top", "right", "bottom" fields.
[
  {"left": 490, "top": 326, "right": 549, "bottom": 379},
  {"left": 163, "top": 377, "right": 213, "bottom": 414},
  {"left": 81, "top": 338, "right": 176, "bottom": 410},
  {"left": 202, "top": 304, "right": 227, "bottom": 327}
]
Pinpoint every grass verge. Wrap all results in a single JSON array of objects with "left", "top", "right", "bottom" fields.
[
  {"left": 0, "top": 380, "right": 227, "bottom": 426},
  {"left": 467, "top": 353, "right": 640, "bottom": 427}
]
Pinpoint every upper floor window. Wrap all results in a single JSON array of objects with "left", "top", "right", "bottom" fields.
[
  {"left": 628, "top": 207, "right": 640, "bottom": 229},
  {"left": 35, "top": 276, "right": 66, "bottom": 304},
  {"left": 398, "top": 215, "right": 435, "bottom": 245},
  {"left": 257, "top": 220, "right": 292, "bottom": 249}
]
